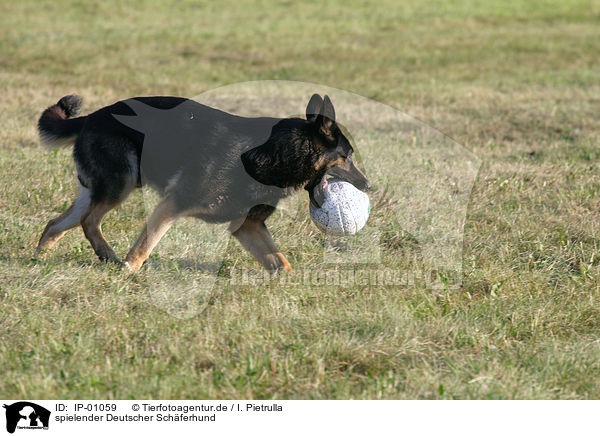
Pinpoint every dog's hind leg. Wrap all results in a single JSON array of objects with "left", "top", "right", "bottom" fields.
[
  {"left": 80, "top": 199, "right": 124, "bottom": 263},
  {"left": 34, "top": 184, "right": 92, "bottom": 257},
  {"left": 124, "top": 195, "right": 178, "bottom": 271},
  {"left": 231, "top": 218, "right": 292, "bottom": 272},
  {"left": 80, "top": 175, "right": 137, "bottom": 263}
]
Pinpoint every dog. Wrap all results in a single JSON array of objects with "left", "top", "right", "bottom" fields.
[{"left": 34, "top": 93, "right": 371, "bottom": 272}]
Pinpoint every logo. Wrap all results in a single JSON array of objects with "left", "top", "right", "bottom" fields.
[
  {"left": 3, "top": 402, "right": 50, "bottom": 434},
  {"left": 111, "top": 81, "right": 480, "bottom": 319}
]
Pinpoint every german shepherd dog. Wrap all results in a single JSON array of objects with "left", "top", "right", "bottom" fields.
[{"left": 34, "top": 93, "right": 371, "bottom": 272}]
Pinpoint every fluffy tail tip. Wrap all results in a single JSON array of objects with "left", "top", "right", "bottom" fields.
[{"left": 57, "top": 94, "right": 83, "bottom": 118}]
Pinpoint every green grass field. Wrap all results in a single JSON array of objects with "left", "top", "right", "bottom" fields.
[{"left": 1, "top": 0, "right": 600, "bottom": 399}]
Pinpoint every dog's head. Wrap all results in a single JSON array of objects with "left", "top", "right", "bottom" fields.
[
  {"left": 304, "top": 94, "right": 371, "bottom": 207},
  {"left": 241, "top": 94, "right": 371, "bottom": 207}
]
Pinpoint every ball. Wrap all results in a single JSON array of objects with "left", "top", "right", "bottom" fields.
[{"left": 309, "top": 179, "right": 370, "bottom": 236}]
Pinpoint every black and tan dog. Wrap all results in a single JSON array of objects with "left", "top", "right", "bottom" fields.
[{"left": 34, "top": 93, "right": 370, "bottom": 272}]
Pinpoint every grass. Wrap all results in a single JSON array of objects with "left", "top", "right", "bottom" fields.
[{"left": 1, "top": 0, "right": 600, "bottom": 399}]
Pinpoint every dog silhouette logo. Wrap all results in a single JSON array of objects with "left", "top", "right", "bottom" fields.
[{"left": 3, "top": 402, "right": 50, "bottom": 433}]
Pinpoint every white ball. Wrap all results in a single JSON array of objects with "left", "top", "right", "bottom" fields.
[{"left": 309, "top": 180, "right": 370, "bottom": 236}]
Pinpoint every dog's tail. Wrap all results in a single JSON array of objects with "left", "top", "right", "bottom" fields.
[{"left": 38, "top": 95, "right": 86, "bottom": 148}]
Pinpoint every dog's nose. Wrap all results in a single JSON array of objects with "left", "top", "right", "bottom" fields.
[{"left": 364, "top": 181, "right": 372, "bottom": 191}]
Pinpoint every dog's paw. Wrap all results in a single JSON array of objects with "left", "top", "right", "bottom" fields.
[
  {"left": 32, "top": 247, "right": 48, "bottom": 260},
  {"left": 122, "top": 261, "right": 137, "bottom": 273},
  {"left": 276, "top": 254, "right": 292, "bottom": 272},
  {"left": 264, "top": 252, "right": 292, "bottom": 273}
]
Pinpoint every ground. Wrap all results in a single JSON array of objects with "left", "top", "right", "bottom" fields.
[{"left": 1, "top": 0, "right": 599, "bottom": 399}]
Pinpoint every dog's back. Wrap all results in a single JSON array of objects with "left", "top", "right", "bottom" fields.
[{"left": 39, "top": 96, "right": 287, "bottom": 216}]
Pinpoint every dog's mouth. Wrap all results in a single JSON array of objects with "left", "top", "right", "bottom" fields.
[{"left": 309, "top": 176, "right": 328, "bottom": 208}]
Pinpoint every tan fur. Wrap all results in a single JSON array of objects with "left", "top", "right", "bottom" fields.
[
  {"left": 329, "top": 156, "right": 348, "bottom": 170},
  {"left": 274, "top": 252, "right": 292, "bottom": 271},
  {"left": 81, "top": 201, "right": 120, "bottom": 262},
  {"left": 314, "top": 154, "right": 347, "bottom": 172},
  {"left": 124, "top": 196, "right": 178, "bottom": 271},
  {"left": 231, "top": 218, "right": 292, "bottom": 272},
  {"left": 34, "top": 204, "right": 77, "bottom": 255},
  {"left": 34, "top": 185, "right": 92, "bottom": 256}
]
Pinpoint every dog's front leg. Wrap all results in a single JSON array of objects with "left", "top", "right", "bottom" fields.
[
  {"left": 231, "top": 218, "right": 292, "bottom": 272},
  {"left": 124, "top": 196, "right": 178, "bottom": 271}
]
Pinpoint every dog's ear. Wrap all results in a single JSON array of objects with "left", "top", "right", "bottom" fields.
[
  {"left": 315, "top": 95, "right": 336, "bottom": 139},
  {"left": 306, "top": 94, "right": 323, "bottom": 122}
]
